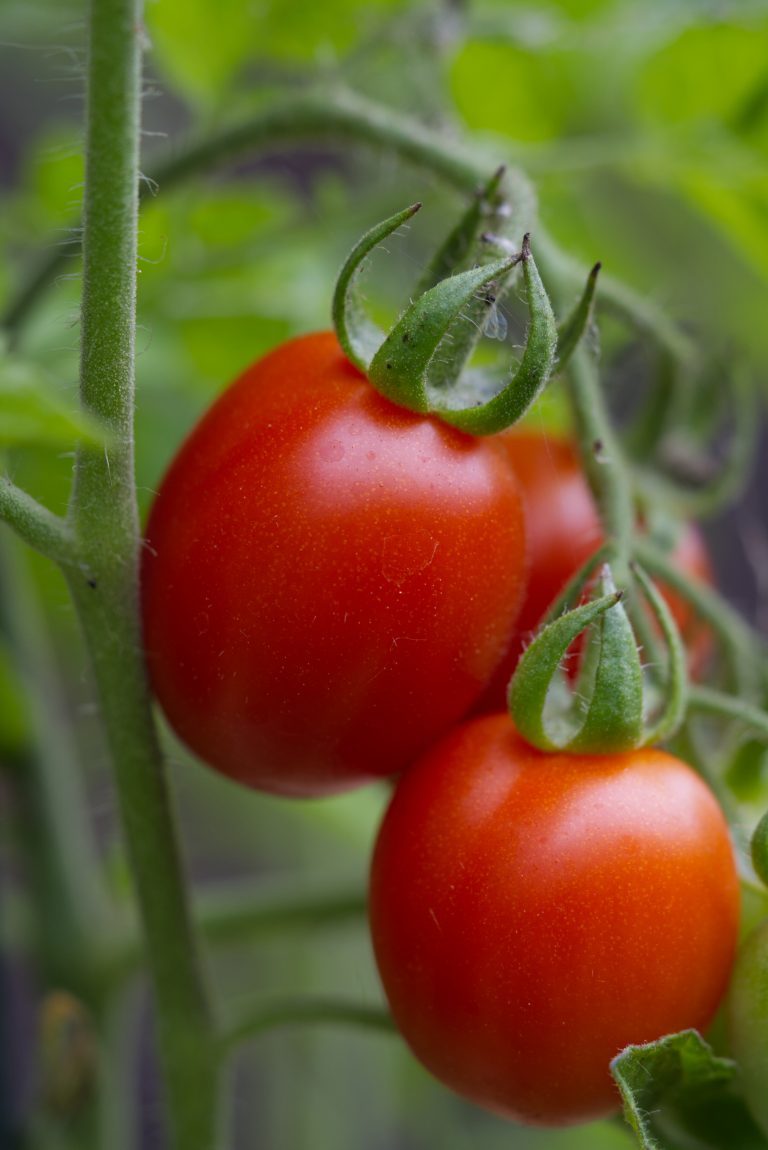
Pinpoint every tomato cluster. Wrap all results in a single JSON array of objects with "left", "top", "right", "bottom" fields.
[{"left": 141, "top": 333, "right": 739, "bottom": 1127}]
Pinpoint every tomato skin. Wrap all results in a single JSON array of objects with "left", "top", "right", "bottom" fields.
[
  {"left": 141, "top": 333, "right": 527, "bottom": 797},
  {"left": 369, "top": 715, "right": 740, "bottom": 1125},
  {"left": 475, "top": 433, "right": 714, "bottom": 712}
]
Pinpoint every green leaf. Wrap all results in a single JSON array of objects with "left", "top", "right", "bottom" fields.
[
  {"left": 729, "top": 920, "right": 768, "bottom": 1145},
  {"left": 256, "top": 0, "right": 402, "bottom": 60},
  {"left": 449, "top": 41, "right": 570, "bottom": 142},
  {"left": 145, "top": 0, "right": 260, "bottom": 103},
  {"left": 0, "top": 359, "right": 105, "bottom": 448},
  {"left": 675, "top": 170, "right": 768, "bottom": 282},
  {"left": 636, "top": 23, "right": 768, "bottom": 128},
  {"left": 725, "top": 738, "right": 768, "bottom": 803},
  {"left": 613, "top": 1030, "right": 766, "bottom": 1150},
  {"left": 0, "top": 638, "right": 28, "bottom": 754}
]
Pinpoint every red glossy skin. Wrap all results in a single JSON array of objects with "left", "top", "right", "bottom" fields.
[
  {"left": 475, "top": 432, "right": 714, "bottom": 712},
  {"left": 369, "top": 715, "right": 740, "bottom": 1126},
  {"left": 141, "top": 333, "right": 527, "bottom": 797}
]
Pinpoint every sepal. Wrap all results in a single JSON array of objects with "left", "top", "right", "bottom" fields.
[{"left": 332, "top": 202, "right": 422, "bottom": 373}]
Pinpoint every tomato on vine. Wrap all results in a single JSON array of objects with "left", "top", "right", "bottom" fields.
[
  {"left": 475, "top": 431, "right": 714, "bottom": 712},
  {"left": 141, "top": 333, "right": 528, "bottom": 796},
  {"left": 369, "top": 714, "right": 740, "bottom": 1126}
]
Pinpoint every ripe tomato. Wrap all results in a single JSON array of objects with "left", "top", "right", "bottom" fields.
[
  {"left": 474, "top": 432, "right": 713, "bottom": 712},
  {"left": 141, "top": 333, "right": 527, "bottom": 797},
  {"left": 369, "top": 715, "right": 740, "bottom": 1126}
]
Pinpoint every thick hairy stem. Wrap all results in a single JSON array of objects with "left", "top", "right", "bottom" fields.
[{"left": 68, "top": 1, "right": 217, "bottom": 1146}]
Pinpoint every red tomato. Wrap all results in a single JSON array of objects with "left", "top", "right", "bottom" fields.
[
  {"left": 475, "top": 432, "right": 713, "bottom": 712},
  {"left": 369, "top": 715, "right": 740, "bottom": 1126},
  {"left": 141, "top": 333, "right": 527, "bottom": 796}
]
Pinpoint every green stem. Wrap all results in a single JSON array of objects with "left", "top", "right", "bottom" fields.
[
  {"left": 688, "top": 686, "right": 768, "bottom": 741},
  {"left": 565, "top": 349, "right": 635, "bottom": 568},
  {"left": 68, "top": 2, "right": 216, "bottom": 1147},
  {"left": 533, "top": 228, "right": 700, "bottom": 368},
  {"left": 220, "top": 997, "right": 395, "bottom": 1055},
  {"left": 634, "top": 537, "right": 765, "bottom": 698},
  {"left": 107, "top": 881, "right": 367, "bottom": 979},
  {"left": 0, "top": 479, "right": 78, "bottom": 567}
]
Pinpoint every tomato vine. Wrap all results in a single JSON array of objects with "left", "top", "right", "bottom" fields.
[{"left": 1, "top": 4, "right": 768, "bottom": 1149}]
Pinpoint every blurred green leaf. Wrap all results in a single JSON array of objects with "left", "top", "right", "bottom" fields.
[
  {"left": 145, "top": 0, "right": 406, "bottom": 102},
  {"left": 0, "top": 357, "right": 105, "bottom": 448},
  {"left": 253, "top": 0, "right": 404, "bottom": 61},
  {"left": 636, "top": 22, "right": 768, "bottom": 127},
  {"left": 449, "top": 41, "right": 570, "bottom": 141},
  {"left": 0, "top": 637, "right": 28, "bottom": 754},
  {"left": 676, "top": 168, "right": 768, "bottom": 282},
  {"left": 145, "top": 0, "right": 260, "bottom": 103}
]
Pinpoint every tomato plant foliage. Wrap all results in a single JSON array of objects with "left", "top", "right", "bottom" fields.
[
  {"left": 369, "top": 715, "right": 740, "bottom": 1127},
  {"left": 142, "top": 332, "right": 528, "bottom": 796}
]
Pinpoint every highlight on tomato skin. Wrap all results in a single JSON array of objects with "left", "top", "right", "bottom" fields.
[
  {"left": 369, "top": 714, "right": 741, "bottom": 1127},
  {"left": 474, "top": 431, "right": 714, "bottom": 713},
  {"left": 140, "top": 332, "right": 529, "bottom": 797}
]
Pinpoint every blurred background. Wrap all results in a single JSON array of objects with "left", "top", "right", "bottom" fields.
[{"left": 1, "top": 0, "right": 768, "bottom": 1147}]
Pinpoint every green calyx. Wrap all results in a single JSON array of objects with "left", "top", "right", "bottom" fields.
[
  {"left": 508, "top": 562, "right": 688, "bottom": 755},
  {"left": 332, "top": 176, "right": 567, "bottom": 436},
  {"left": 751, "top": 811, "right": 768, "bottom": 888}
]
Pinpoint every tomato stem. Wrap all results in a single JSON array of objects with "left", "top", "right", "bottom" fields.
[
  {"left": 0, "top": 478, "right": 78, "bottom": 567},
  {"left": 219, "top": 996, "right": 395, "bottom": 1055},
  {"left": 635, "top": 537, "right": 765, "bottom": 699},
  {"left": 565, "top": 349, "right": 635, "bottom": 568},
  {"left": 688, "top": 687, "right": 768, "bottom": 741},
  {"left": 103, "top": 881, "right": 367, "bottom": 981},
  {"left": 66, "top": 1, "right": 218, "bottom": 1147}
]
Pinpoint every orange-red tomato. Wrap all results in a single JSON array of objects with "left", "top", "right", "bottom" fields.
[
  {"left": 369, "top": 715, "right": 740, "bottom": 1126},
  {"left": 141, "top": 333, "right": 527, "bottom": 796},
  {"left": 475, "top": 432, "right": 714, "bottom": 712}
]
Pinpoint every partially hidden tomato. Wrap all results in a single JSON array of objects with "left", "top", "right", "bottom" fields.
[
  {"left": 369, "top": 715, "right": 740, "bottom": 1126},
  {"left": 475, "top": 432, "right": 714, "bottom": 712},
  {"left": 141, "top": 332, "right": 527, "bottom": 797}
]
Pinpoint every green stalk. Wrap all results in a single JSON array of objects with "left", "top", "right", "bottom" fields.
[
  {"left": 0, "top": 480, "right": 77, "bottom": 566},
  {"left": 105, "top": 880, "right": 367, "bottom": 980},
  {"left": 220, "top": 998, "right": 395, "bottom": 1054},
  {"left": 565, "top": 349, "right": 635, "bottom": 570},
  {"left": 67, "top": 2, "right": 216, "bottom": 1147},
  {"left": 688, "top": 687, "right": 768, "bottom": 741},
  {"left": 635, "top": 537, "right": 765, "bottom": 698}
]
